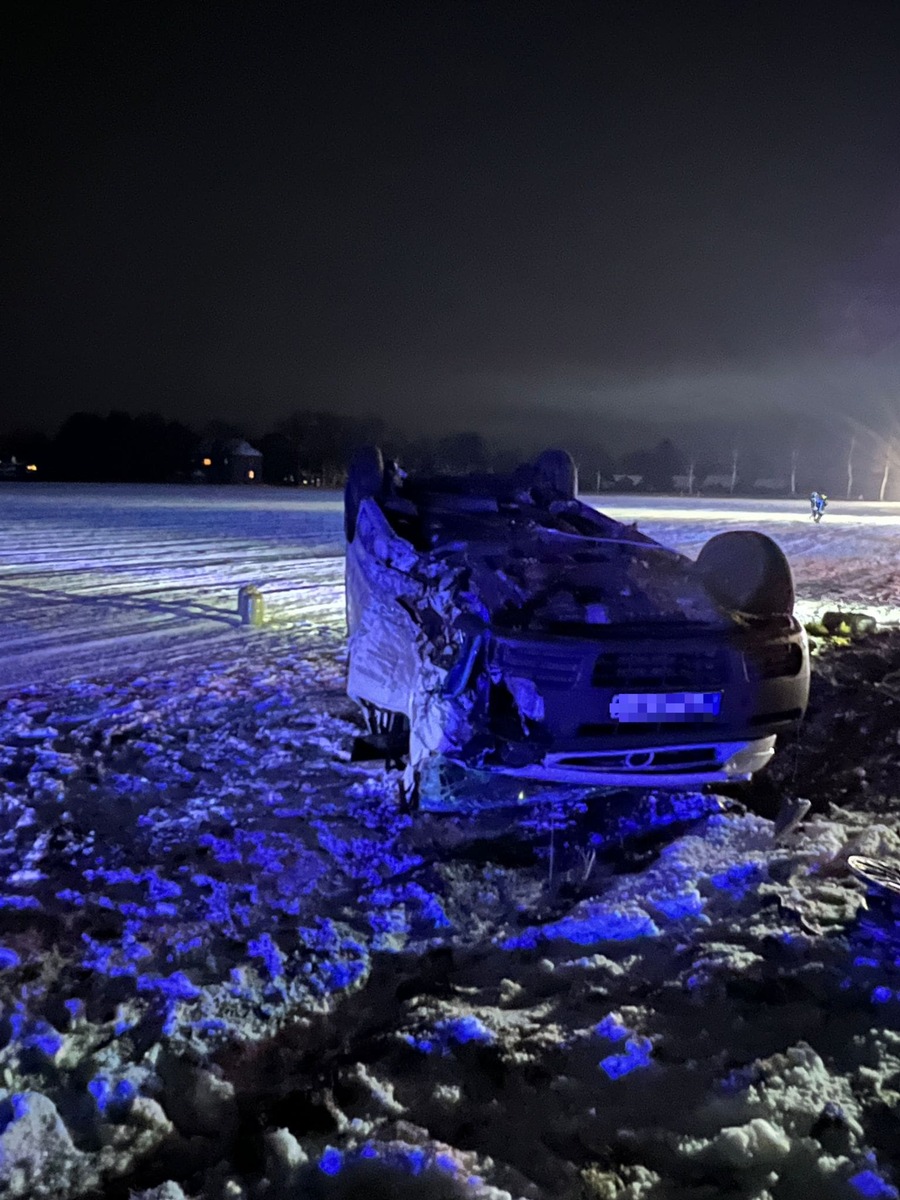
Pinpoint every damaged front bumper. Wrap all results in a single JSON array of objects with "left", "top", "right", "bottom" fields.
[
  {"left": 480, "top": 736, "right": 776, "bottom": 787},
  {"left": 446, "top": 623, "right": 808, "bottom": 787}
]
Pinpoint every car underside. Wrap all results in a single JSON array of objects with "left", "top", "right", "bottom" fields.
[{"left": 344, "top": 448, "right": 810, "bottom": 801}]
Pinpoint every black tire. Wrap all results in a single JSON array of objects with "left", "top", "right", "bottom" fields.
[
  {"left": 344, "top": 446, "right": 384, "bottom": 541},
  {"left": 695, "top": 530, "right": 795, "bottom": 616},
  {"left": 532, "top": 449, "right": 578, "bottom": 499}
]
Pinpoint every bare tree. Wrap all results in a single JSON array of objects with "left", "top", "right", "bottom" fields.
[
  {"left": 729, "top": 448, "right": 739, "bottom": 495},
  {"left": 790, "top": 448, "right": 798, "bottom": 496},
  {"left": 686, "top": 457, "right": 696, "bottom": 497},
  {"left": 846, "top": 436, "right": 856, "bottom": 500},
  {"left": 879, "top": 440, "right": 895, "bottom": 502}
]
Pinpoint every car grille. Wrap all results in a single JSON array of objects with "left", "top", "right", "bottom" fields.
[
  {"left": 743, "top": 642, "right": 803, "bottom": 680},
  {"left": 554, "top": 746, "right": 720, "bottom": 771},
  {"left": 494, "top": 642, "right": 584, "bottom": 687},
  {"left": 592, "top": 647, "right": 728, "bottom": 688}
]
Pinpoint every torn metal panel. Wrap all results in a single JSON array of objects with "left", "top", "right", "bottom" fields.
[{"left": 504, "top": 676, "right": 545, "bottom": 725}]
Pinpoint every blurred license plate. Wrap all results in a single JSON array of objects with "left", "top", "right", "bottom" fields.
[{"left": 609, "top": 692, "right": 722, "bottom": 722}]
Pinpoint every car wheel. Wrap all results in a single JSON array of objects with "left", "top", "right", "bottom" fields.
[
  {"left": 696, "top": 530, "right": 795, "bottom": 615},
  {"left": 344, "top": 445, "right": 384, "bottom": 541},
  {"left": 533, "top": 449, "right": 578, "bottom": 499}
]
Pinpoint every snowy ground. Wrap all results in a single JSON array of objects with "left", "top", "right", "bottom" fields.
[{"left": 2, "top": 484, "right": 900, "bottom": 1200}]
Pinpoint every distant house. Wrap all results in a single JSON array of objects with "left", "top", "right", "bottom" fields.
[
  {"left": 224, "top": 440, "right": 263, "bottom": 484},
  {"left": 0, "top": 457, "right": 38, "bottom": 481},
  {"left": 197, "top": 439, "right": 264, "bottom": 484},
  {"left": 611, "top": 473, "right": 643, "bottom": 489}
]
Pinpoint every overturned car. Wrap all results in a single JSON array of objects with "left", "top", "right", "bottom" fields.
[{"left": 344, "top": 449, "right": 809, "bottom": 800}]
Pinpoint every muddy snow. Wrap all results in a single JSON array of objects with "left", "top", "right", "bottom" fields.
[{"left": 1, "top": 484, "right": 900, "bottom": 1200}]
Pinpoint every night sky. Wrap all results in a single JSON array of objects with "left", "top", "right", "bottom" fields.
[{"left": 6, "top": 1, "right": 900, "bottom": 447}]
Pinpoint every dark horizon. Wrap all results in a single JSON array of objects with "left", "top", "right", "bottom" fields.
[
  {"left": 6, "top": 2, "right": 900, "bottom": 445},
  {"left": 4, "top": 402, "right": 900, "bottom": 502}
]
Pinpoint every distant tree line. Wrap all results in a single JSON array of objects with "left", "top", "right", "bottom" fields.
[
  {"left": 0, "top": 411, "right": 534, "bottom": 486},
  {"left": 2, "top": 408, "right": 899, "bottom": 499}
]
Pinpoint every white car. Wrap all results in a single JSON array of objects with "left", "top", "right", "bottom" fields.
[{"left": 344, "top": 449, "right": 809, "bottom": 807}]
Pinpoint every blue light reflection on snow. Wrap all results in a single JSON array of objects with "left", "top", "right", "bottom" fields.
[
  {"left": 137, "top": 972, "right": 201, "bottom": 1002},
  {"left": 593, "top": 791, "right": 720, "bottom": 843},
  {"left": 0, "top": 1094, "right": 29, "bottom": 1135},
  {"left": 599, "top": 1036, "right": 653, "bottom": 1080},
  {"left": 306, "top": 1140, "right": 470, "bottom": 1186},
  {"left": 247, "top": 933, "right": 285, "bottom": 981},
  {"left": 843, "top": 902, "right": 900, "bottom": 1007},
  {"left": 647, "top": 888, "right": 705, "bottom": 919},
  {"left": 595, "top": 1014, "right": 629, "bottom": 1042},
  {"left": 503, "top": 906, "right": 659, "bottom": 951},
  {"left": 405, "top": 1147, "right": 426, "bottom": 1175},
  {"left": 88, "top": 1077, "right": 111, "bottom": 1113},
  {"left": 319, "top": 1146, "right": 343, "bottom": 1175},
  {"left": 709, "top": 860, "right": 764, "bottom": 900},
  {"left": 22, "top": 1021, "right": 63, "bottom": 1057},
  {"left": 849, "top": 1169, "right": 899, "bottom": 1199},
  {"left": 114, "top": 1012, "right": 134, "bottom": 1036},
  {"left": 405, "top": 1015, "right": 494, "bottom": 1056}
]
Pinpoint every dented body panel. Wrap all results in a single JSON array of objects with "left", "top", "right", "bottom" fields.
[{"left": 345, "top": 461, "right": 810, "bottom": 789}]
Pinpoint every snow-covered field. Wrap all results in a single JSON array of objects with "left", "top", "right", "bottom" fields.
[
  {"left": 0, "top": 484, "right": 346, "bottom": 692},
  {"left": 3, "top": 486, "right": 900, "bottom": 694},
  {"left": 2, "top": 483, "right": 900, "bottom": 1200}
]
